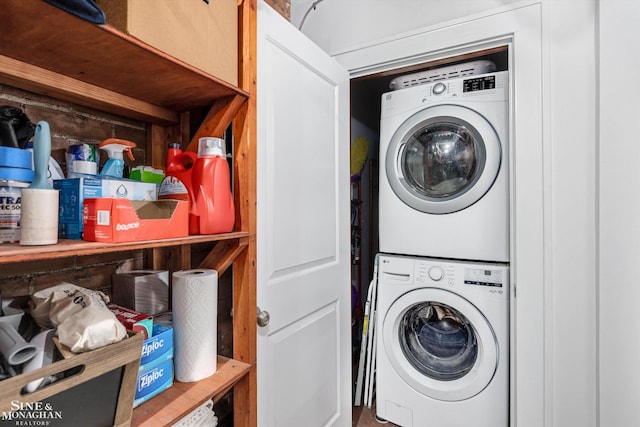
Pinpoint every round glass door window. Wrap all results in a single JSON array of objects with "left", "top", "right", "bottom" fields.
[
  {"left": 400, "top": 302, "right": 477, "bottom": 381},
  {"left": 386, "top": 104, "right": 502, "bottom": 214},
  {"left": 382, "top": 288, "right": 498, "bottom": 401}
]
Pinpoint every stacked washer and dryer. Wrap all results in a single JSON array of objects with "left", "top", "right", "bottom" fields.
[{"left": 375, "top": 60, "right": 510, "bottom": 427}]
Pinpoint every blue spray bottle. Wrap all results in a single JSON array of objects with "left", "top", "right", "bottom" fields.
[{"left": 98, "top": 138, "right": 136, "bottom": 178}]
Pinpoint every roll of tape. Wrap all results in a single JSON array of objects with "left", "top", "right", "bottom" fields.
[
  {"left": 72, "top": 160, "right": 97, "bottom": 174},
  {"left": 0, "top": 147, "right": 32, "bottom": 169},
  {"left": 0, "top": 167, "right": 34, "bottom": 183},
  {"left": 19, "top": 188, "right": 59, "bottom": 246}
]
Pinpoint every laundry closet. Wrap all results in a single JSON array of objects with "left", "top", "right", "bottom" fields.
[
  {"left": 351, "top": 42, "right": 512, "bottom": 425},
  {"left": 292, "top": 1, "right": 602, "bottom": 427}
]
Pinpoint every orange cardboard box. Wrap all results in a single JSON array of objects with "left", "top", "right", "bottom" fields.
[{"left": 83, "top": 198, "right": 188, "bottom": 243}]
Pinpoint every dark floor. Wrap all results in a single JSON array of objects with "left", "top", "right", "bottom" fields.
[{"left": 352, "top": 403, "right": 399, "bottom": 427}]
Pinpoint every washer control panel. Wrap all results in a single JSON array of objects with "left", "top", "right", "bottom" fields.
[
  {"left": 464, "top": 267, "right": 505, "bottom": 288},
  {"left": 414, "top": 260, "right": 455, "bottom": 286},
  {"left": 410, "top": 257, "right": 508, "bottom": 291},
  {"left": 379, "top": 255, "right": 509, "bottom": 297}
]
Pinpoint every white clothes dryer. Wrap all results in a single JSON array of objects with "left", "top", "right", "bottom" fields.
[
  {"left": 379, "top": 71, "right": 509, "bottom": 262},
  {"left": 375, "top": 253, "right": 509, "bottom": 427}
]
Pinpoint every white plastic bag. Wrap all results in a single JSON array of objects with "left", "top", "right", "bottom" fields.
[{"left": 29, "top": 283, "right": 127, "bottom": 353}]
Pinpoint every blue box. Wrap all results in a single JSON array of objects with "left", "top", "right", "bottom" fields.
[
  {"left": 140, "top": 324, "right": 173, "bottom": 369},
  {"left": 53, "top": 175, "right": 157, "bottom": 239},
  {"left": 133, "top": 356, "right": 173, "bottom": 408},
  {"left": 133, "top": 325, "right": 174, "bottom": 408}
]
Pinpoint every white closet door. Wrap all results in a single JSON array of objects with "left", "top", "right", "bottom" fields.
[{"left": 257, "top": 2, "right": 351, "bottom": 426}]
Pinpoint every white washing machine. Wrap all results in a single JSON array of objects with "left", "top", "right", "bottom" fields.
[
  {"left": 379, "top": 71, "right": 509, "bottom": 262},
  {"left": 375, "top": 253, "right": 509, "bottom": 427}
]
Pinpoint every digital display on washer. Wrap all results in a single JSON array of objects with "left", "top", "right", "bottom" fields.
[
  {"left": 463, "top": 76, "right": 496, "bottom": 92},
  {"left": 464, "top": 268, "right": 503, "bottom": 287}
]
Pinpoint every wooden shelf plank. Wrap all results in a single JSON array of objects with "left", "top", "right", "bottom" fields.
[
  {"left": 0, "top": 232, "right": 250, "bottom": 264},
  {"left": 0, "top": 0, "right": 248, "bottom": 121},
  {"left": 0, "top": 55, "right": 178, "bottom": 125},
  {"left": 131, "top": 356, "right": 252, "bottom": 427}
]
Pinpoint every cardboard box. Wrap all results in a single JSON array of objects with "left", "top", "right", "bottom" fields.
[
  {"left": 109, "top": 303, "right": 154, "bottom": 339},
  {"left": 83, "top": 198, "right": 188, "bottom": 243},
  {"left": 54, "top": 176, "right": 158, "bottom": 240},
  {"left": 112, "top": 270, "right": 170, "bottom": 316},
  {"left": 96, "top": 0, "right": 238, "bottom": 85}
]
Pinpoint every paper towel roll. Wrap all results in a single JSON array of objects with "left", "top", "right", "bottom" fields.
[
  {"left": 172, "top": 269, "right": 218, "bottom": 382},
  {"left": 19, "top": 188, "right": 59, "bottom": 245}
]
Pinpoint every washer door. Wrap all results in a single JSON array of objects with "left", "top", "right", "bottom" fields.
[
  {"left": 382, "top": 288, "right": 498, "bottom": 401},
  {"left": 386, "top": 104, "right": 502, "bottom": 214}
]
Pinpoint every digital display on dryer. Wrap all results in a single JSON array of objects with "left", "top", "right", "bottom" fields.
[{"left": 463, "top": 76, "right": 496, "bottom": 92}]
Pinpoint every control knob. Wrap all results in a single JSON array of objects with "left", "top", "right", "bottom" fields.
[
  {"left": 432, "top": 82, "right": 447, "bottom": 95},
  {"left": 428, "top": 266, "right": 445, "bottom": 281}
]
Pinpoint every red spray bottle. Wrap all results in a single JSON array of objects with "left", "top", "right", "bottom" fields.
[{"left": 190, "top": 137, "right": 235, "bottom": 234}]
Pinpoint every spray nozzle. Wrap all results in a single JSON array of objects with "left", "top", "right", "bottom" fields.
[{"left": 99, "top": 138, "right": 136, "bottom": 161}]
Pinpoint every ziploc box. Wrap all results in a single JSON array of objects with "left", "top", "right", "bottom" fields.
[
  {"left": 134, "top": 355, "right": 173, "bottom": 408},
  {"left": 134, "top": 325, "right": 174, "bottom": 408},
  {"left": 54, "top": 175, "right": 157, "bottom": 239},
  {"left": 140, "top": 324, "right": 173, "bottom": 368},
  {"left": 83, "top": 198, "right": 188, "bottom": 243}
]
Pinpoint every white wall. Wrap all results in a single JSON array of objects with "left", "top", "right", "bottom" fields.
[
  {"left": 291, "top": 0, "right": 600, "bottom": 426},
  {"left": 291, "top": 0, "right": 522, "bottom": 55},
  {"left": 599, "top": 1, "right": 640, "bottom": 426}
]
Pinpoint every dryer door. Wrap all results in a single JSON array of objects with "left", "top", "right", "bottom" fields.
[
  {"left": 386, "top": 104, "right": 502, "bottom": 214},
  {"left": 382, "top": 287, "right": 498, "bottom": 401}
]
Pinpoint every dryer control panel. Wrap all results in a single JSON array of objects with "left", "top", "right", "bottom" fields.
[{"left": 463, "top": 75, "right": 496, "bottom": 92}]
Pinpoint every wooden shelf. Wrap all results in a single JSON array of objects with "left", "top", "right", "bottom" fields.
[
  {"left": 0, "top": 1, "right": 258, "bottom": 425},
  {"left": 0, "top": 0, "right": 249, "bottom": 125},
  {"left": 0, "top": 233, "right": 250, "bottom": 264},
  {"left": 131, "top": 357, "right": 251, "bottom": 427}
]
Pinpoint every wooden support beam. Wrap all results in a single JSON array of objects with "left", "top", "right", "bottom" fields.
[
  {"left": 147, "top": 245, "right": 192, "bottom": 271},
  {"left": 234, "top": 0, "right": 257, "bottom": 424},
  {"left": 198, "top": 237, "right": 249, "bottom": 276},
  {"left": 187, "top": 94, "right": 248, "bottom": 151}
]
